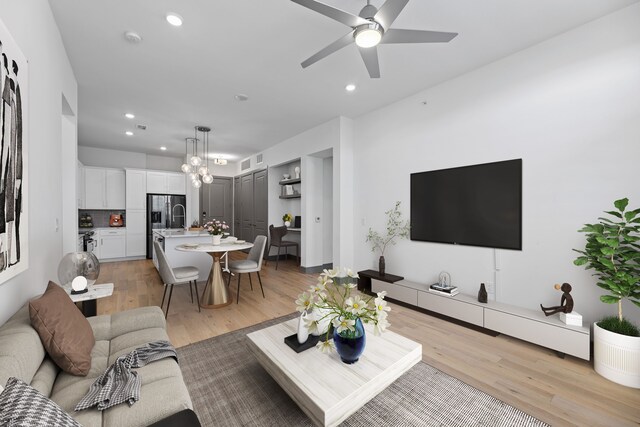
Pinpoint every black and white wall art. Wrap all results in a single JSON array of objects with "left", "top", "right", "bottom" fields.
[{"left": 0, "top": 17, "right": 28, "bottom": 285}]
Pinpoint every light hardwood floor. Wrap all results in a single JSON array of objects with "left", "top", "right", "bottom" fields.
[{"left": 95, "top": 255, "right": 639, "bottom": 427}]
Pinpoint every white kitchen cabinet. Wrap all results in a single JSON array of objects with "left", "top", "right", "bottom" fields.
[
  {"left": 126, "top": 169, "right": 147, "bottom": 210},
  {"left": 105, "top": 170, "right": 125, "bottom": 209},
  {"left": 147, "top": 171, "right": 186, "bottom": 195},
  {"left": 146, "top": 171, "right": 166, "bottom": 194},
  {"left": 98, "top": 228, "right": 126, "bottom": 259},
  {"left": 84, "top": 167, "right": 125, "bottom": 209},
  {"left": 84, "top": 167, "right": 105, "bottom": 209},
  {"left": 167, "top": 173, "right": 186, "bottom": 195},
  {"left": 125, "top": 210, "right": 146, "bottom": 257}
]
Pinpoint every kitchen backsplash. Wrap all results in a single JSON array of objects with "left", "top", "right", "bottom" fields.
[{"left": 79, "top": 210, "right": 126, "bottom": 229}]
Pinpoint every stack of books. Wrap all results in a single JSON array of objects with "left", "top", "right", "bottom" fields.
[{"left": 428, "top": 283, "right": 459, "bottom": 297}]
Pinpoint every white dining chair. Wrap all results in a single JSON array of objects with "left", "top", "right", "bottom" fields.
[
  {"left": 154, "top": 241, "right": 200, "bottom": 318},
  {"left": 227, "top": 235, "right": 267, "bottom": 303}
]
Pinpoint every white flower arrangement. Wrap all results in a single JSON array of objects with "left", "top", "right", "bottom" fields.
[
  {"left": 295, "top": 267, "right": 391, "bottom": 353},
  {"left": 203, "top": 219, "right": 229, "bottom": 236}
]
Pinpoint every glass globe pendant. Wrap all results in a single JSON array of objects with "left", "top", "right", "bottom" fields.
[
  {"left": 202, "top": 174, "right": 213, "bottom": 184},
  {"left": 198, "top": 165, "right": 208, "bottom": 176},
  {"left": 192, "top": 178, "right": 202, "bottom": 188},
  {"left": 181, "top": 163, "right": 191, "bottom": 173},
  {"left": 188, "top": 172, "right": 198, "bottom": 181},
  {"left": 190, "top": 155, "right": 202, "bottom": 166}
]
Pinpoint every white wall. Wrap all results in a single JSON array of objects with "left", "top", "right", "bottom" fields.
[
  {"left": 78, "top": 146, "right": 146, "bottom": 169},
  {"left": 0, "top": 2, "right": 78, "bottom": 323},
  {"left": 322, "top": 157, "right": 333, "bottom": 264},
  {"left": 241, "top": 117, "right": 354, "bottom": 268},
  {"left": 146, "top": 154, "right": 182, "bottom": 172},
  {"left": 352, "top": 4, "right": 640, "bottom": 326}
]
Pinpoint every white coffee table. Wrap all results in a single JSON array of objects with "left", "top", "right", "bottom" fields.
[{"left": 246, "top": 318, "right": 422, "bottom": 427}]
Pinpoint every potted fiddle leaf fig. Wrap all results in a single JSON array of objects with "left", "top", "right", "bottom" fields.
[
  {"left": 366, "top": 201, "right": 410, "bottom": 276},
  {"left": 574, "top": 197, "right": 640, "bottom": 388}
]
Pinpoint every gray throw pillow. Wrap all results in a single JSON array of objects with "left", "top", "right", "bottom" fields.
[{"left": 0, "top": 377, "right": 81, "bottom": 427}]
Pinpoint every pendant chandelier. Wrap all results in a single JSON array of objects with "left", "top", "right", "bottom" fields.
[{"left": 180, "top": 125, "right": 214, "bottom": 188}]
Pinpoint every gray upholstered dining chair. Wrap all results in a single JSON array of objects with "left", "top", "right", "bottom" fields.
[
  {"left": 227, "top": 235, "right": 267, "bottom": 304},
  {"left": 268, "top": 225, "right": 299, "bottom": 270},
  {"left": 154, "top": 241, "right": 200, "bottom": 318}
]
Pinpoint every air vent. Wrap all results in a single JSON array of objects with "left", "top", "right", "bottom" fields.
[
  {"left": 241, "top": 158, "right": 251, "bottom": 171},
  {"left": 136, "top": 124, "right": 147, "bottom": 130},
  {"left": 256, "top": 153, "right": 263, "bottom": 164}
]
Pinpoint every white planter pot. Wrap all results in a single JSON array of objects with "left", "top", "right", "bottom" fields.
[
  {"left": 593, "top": 322, "right": 640, "bottom": 388},
  {"left": 212, "top": 235, "right": 222, "bottom": 245}
]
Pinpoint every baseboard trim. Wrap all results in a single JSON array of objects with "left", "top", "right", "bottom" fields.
[{"left": 300, "top": 263, "right": 333, "bottom": 274}]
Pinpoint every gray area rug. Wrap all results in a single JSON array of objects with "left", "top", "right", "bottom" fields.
[{"left": 178, "top": 314, "right": 549, "bottom": 427}]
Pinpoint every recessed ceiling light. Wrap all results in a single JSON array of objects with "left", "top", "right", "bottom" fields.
[
  {"left": 160, "top": 146, "right": 167, "bottom": 151},
  {"left": 345, "top": 84, "right": 356, "bottom": 92},
  {"left": 124, "top": 31, "right": 142, "bottom": 44},
  {"left": 235, "top": 94, "right": 249, "bottom": 102},
  {"left": 124, "top": 113, "right": 135, "bottom": 119},
  {"left": 166, "top": 13, "right": 183, "bottom": 27},
  {"left": 125, "top": 131, "right": 134, "bottom": 136}
]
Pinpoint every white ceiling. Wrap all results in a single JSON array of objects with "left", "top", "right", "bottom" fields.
[{"left": 49, "top": 0, "right": 638, "bottom": 162}]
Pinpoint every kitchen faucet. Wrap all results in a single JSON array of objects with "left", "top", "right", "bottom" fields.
[{"left": 172, "top": 204, "right": 186, "bottom": 229}]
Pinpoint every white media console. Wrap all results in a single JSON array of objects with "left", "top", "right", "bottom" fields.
[{"left": 372, "top": 278, "right": 590, "bottom": 360}]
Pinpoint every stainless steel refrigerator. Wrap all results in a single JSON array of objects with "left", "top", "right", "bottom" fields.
[{"left": 146, "top": 194, "right": 187, "bottom": 258}]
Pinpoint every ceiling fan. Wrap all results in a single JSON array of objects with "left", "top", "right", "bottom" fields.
[{"left": 291, "top": 0, "right": 458, "bottom": 78}]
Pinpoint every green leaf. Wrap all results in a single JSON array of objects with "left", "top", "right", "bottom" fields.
[
  {"left": 624, "top": 211, "right": 639, "bottom": 222},
  {"left": 605, "top": 210, "right": 623, "bottom": 219},
  {"left": 600, "top": 295, "right": 621, "bottom": 304},
  {"left": 598, "top": 257, "right": 615, "bottom": 269},
  {"left": 573, "top": 257, "right": 588, "bottom": 266},
  {"left": 614, "top": 198, "right": 629, "bottom": 212},
  {"left": 600, "top": 247, "right": 616, "bottom": 256},
  {"left": 632, "top": 300, "right": 640, "bottom": 309}
]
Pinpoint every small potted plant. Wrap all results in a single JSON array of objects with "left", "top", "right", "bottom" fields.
[
  {"left": 204, "top": 219, "right": 229, "bottom": 245},
  {"left": 282, "top": 213, "right": 292, "bottom": 227},
  {"left": 366, "top": 201, "right": 410, "bottom": 275},
  {"left": 574, "top": 197, "right": 639, "bottom": 388}
]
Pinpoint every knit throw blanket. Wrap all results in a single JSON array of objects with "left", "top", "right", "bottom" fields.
[{"left": 75, "top": 340, "right": 177, "bottom": 411}]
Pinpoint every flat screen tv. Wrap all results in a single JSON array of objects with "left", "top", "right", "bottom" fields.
[{"left": 410, "top": 159, "right": 522, "bottom": 250}]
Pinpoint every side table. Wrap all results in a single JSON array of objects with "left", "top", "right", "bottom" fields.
[{"left": 63, "top": 283, "right": 114, "bottom": 317}]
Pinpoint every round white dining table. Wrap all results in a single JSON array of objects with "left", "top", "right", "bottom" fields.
[{"left": 175, "top": 241, "right": 253, "bottom": 309}]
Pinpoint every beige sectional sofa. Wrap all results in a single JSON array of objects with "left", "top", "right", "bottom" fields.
[{"left": 0, "top": 304, "right": 192, "bottom": 426}]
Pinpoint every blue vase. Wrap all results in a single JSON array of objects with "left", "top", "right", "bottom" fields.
[{"left": 333, "top": 317, "right": 366, "bottom": 364}]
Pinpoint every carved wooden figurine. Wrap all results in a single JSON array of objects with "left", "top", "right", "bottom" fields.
[{"left": 540, "top": 283, "right": 574, "bottom": 316}]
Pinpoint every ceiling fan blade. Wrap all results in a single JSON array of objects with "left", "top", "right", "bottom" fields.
[
  {"left": 381, "top": 29, "right": 458, "bottom": 44},
  {"left": 301, "top": 31, "right": 355, "bottom": 68},
  {"left": 358, "top": 46, "right": 380, "bottom": 79},
  {"left": 374, "top": 0, "right": 410, "bottom": 30},
  {"left": 291, "top": 0, "right": 368, "bottom": 28}
]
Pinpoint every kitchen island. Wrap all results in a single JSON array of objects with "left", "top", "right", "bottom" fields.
[{"left": 153, "top": 230, "right": 222, "bottom": 283}]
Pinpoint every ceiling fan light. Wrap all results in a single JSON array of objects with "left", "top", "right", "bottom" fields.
[{"left": 355, "top": 23, "right": 382, "bottom": 48}]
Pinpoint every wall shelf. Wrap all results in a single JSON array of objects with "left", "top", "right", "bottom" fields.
[
  {"left": 279, "top": 178, "right": 301, "bottom": 185},
  {"left": 279, "top": 194, "right": 301, "bottom": 199}
]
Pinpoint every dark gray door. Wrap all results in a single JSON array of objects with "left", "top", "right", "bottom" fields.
[
  {"left": 234, "top": 177, "right": 241, "bottom": 237},
  {"left": 253, "top": 169, "right": 268, "bottom": 241},
  {"left": 200, "top": 176, "right": 232, "bottom": 228},
  {"left": 240, "top": 173, "right": 254, "bottom": 241}
]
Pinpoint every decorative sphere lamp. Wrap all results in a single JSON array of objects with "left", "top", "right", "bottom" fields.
[{"left": 58, "top": 252, "right": 100, "bottom": 294}]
